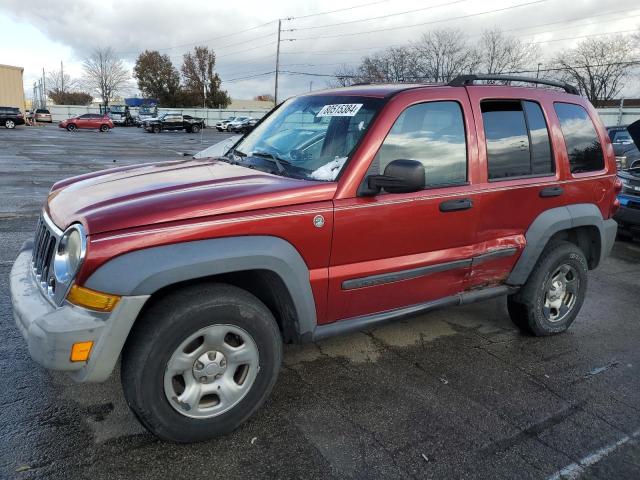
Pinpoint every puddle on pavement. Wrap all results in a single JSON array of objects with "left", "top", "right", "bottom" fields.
[{"left": 285, "top": 311, "right": 458, "bottom": 366}]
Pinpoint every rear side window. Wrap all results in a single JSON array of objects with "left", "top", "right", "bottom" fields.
[
  {"left": 554, "top": 103, "right": 605, "bottom": 173},
  {"left": 481, "top": 100, "right": 554, "bottom": 180},
  {"left": 373, "top": 101, "right": 467, "bottom": 188}
]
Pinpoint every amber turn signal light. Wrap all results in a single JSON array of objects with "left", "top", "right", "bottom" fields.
[
  {"left": 70, "top": 341, "right": 93, "bottom": 362},
  {"left": 66, "top": 285, "right": 120, "bottom": 312}
]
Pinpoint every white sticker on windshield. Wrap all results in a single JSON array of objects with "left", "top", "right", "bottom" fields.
[{"left": 316, "top": 103, "right": 363, "bottom": 117}]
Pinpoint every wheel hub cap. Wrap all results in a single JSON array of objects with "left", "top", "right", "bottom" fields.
[
  {"left": 163, "top": 324, "right": 260, "bottom": 419},
  {"left": 192, "top": 350, "right": 227, "bottom": 383},
  {"left": 543, "top": 264, "right": 579, "bottom": 322}
]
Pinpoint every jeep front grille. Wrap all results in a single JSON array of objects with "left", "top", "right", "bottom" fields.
[{"left": 32, "top": 212, "right": 62, "bottom": 300}]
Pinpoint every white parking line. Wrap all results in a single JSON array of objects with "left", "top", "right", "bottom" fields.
[{"left": 548, "top": 428, "right": 640, "bottom": 480}]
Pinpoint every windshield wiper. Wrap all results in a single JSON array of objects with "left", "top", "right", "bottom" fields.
[{"left": 252, "top": 150, "right": 289, "bottom": 175}]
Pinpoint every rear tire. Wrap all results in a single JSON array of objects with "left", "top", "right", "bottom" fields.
[
  {"left": 121, "top": 283, "right": 282, "bottom": 443},
  {"left": 507, "top": 241, "right": 588, "bottom": 336},
  {"left": 66, "top": 123, "right": 77, "bottom": 131}
]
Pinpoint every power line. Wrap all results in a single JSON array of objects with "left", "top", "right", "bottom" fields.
[
  {"left": 286, "top": 0, "right": 552, "bottom": 41},
  {"left": 288, "top": 0, "right": 391, "bottom": 20},
  {"left": 223, "top": 71, "right": 275, "bottom": 83},
  {"left": 280, "top": 59, "right": 640, "bottom": 80},
  {"left": 116, "top": 20, "right": 277, "bottom": 55},
  {"left": 278, "top": 9, "right": 640, "bottom": 57},
  {"left": 288, "top": 0, "right": 470, "bottom": 31},
  {"left": 530, "top": 29, "right": 638, "bottom": 44}
]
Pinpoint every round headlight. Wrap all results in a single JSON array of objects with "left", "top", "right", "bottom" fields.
[{"left": 54, "top": 224, "right": 86, "bottom": 284}]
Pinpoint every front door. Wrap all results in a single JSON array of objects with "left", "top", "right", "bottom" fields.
[{"left": 328, "top": 92, "right": 479, "bottom": 322}]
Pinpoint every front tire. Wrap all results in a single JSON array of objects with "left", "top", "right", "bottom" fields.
[
  {"left": 508, "top": 241, "right": 588, "bottom": 336},
  {"left": 5, "top": 119, "right": 15, "bottom": 129},
  {"left": 66, "top": 123, "right": 77, "bottom": 131},
  {"left": 121, "top": 283, "right": 282, "bottom": 443},
  {"left": 100, "top": 124, "right": 109, "bottom": 132},
  {"left": 152, "top": 125, "right": 161, "bottom": 133},
  {"left": 191, "top": 124, "right": 201, "bottom": 133}
]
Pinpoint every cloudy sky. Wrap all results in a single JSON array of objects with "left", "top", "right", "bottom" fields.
[{"left": 1, "top": 0, "right": 639, "bottom": 102}]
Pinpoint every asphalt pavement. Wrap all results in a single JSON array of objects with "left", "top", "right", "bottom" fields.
[{"left": 1, "top": 124, "right": 639, "bottom": 480}]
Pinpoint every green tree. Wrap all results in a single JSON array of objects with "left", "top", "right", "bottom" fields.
[
  {"left": 133, "top": 50, "right": 181, "bottom": 105},
  {"left": 180, "top": 46, "right": 230, "bottom": 108}
]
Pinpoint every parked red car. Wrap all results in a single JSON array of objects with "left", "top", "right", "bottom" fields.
[
  {"left": 59, "top": 113, "right": 113, "bottom": 132},
  {"left": 12, "top": 75, "right": 619, "bottom": 443}
]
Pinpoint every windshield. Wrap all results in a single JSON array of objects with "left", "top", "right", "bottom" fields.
[
  {"left": 613, "top": 131, "right": 633, "bottom": 144},
  {"left": 110, "top": 106, "right": 124, "bottom": 113},
  {"left": 139, "top": 107, "right": 154, "bottom": 115},
  {"left": 231, "top": 95, "right": 383, "bottom": 181}
]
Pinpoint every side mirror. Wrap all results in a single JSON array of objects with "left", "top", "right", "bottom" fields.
[{"left": 362, "top": 159, "right": 425, "bottom": 195}]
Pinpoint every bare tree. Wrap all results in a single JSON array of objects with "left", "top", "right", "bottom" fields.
[
  {"left": 47, "top": 63, "right": 77, "bottom": 94},
  {"left": 411, "top": 29, "right": 479, "bottom": 82},
  {"left": 553, "top": 35, "right": 637, "bottom": 105},
  {"left": 330, "top": 47, "right": 422, "bottom": 86},
  {"left": 329, "top": 64, "right": 359, "bottom": 87},
  {"left": 477, "top": 29, "right": 539, "bottom": 75},
  {"left": 82, "top": 47, "right": 130, "bottom": 106}
]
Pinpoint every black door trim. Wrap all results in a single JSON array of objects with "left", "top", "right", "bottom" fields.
[
  {"left": 341, "top": 247, "right": 520, "bottom": 291},
  {"left": 341, "top": 258, "right": 471, "bottom": 290}
]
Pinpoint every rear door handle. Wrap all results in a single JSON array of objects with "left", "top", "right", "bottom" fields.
[
  {"left": 539, "top": 186, "right": 564, "bottom": 198},
  {"left": 439, "top": 198, "right": 473, "bottom": 212}
]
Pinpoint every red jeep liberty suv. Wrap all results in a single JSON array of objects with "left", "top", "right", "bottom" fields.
[{"left": 10, "top": 75, "right": 619, "bottom": 442}]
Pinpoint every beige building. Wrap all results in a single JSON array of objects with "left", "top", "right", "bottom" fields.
[{"left": 0, "top": 64, "right": 26, "bottom": 111}]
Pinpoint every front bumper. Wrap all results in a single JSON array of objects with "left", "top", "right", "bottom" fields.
[{"left": 10, "top": 241, "right": 149, "bottom": 382}]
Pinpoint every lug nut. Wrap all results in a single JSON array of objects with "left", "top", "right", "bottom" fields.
[
  {"left": 199, "top": 376, "right": 207, "bottom": 383},
  {"left": 196, "top": 362, "right": 204, "bottom": 370}
]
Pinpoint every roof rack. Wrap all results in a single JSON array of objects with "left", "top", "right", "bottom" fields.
[{"left": 448, "top": 74, "right": 579, "bottom": 95}]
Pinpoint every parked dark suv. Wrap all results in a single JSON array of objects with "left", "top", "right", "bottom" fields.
[
  {"left": 0, "top": 106, "right": 25, "bottom": 129},
  {"left": 11, "top": 74, "right": 619, "bottom": 443},
  {"left": 614, "top": 120, "right": 640, "bottom": 237},
  {"left": 607, "top": 124, "right": 640, "bottom": 170}
]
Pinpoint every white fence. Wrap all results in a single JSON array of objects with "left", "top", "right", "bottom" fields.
[
  {"left": 47, "top": 105, "right": 270, "bottom": 125},
  {"left": 44, "top": 104, "right": 640, "bottom": 128},
  {"left": 596, "top": 107, "right": 640, "bottom": 127}
]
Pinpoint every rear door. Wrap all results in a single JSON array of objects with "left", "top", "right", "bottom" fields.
[
  {"left": 328, "top": 89, "right": 479, "bottom": 322},
  {"left": 466, "top": 88, "right": 570, "bottom": 286}
]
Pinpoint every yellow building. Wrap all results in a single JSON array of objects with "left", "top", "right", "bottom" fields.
[{"left": 0, "top": 64, "right": 26, "bottom": 111}]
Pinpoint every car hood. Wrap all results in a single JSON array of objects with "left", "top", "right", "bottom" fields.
[{"left": 46, "top": 158, "right": 332, "bottom": 235}]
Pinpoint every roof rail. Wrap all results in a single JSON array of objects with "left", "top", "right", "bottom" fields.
[{"left": 448, "top": 74, "right": 579, "bottom": 95}]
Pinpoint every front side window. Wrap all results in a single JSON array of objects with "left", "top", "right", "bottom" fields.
[
  {"left": 372, "top": 101, "right": 467, "bottom": 188},
  {"left": 554, "top": 103, "right": 605, "bottom": 173},
  {"left": 231, "top": 95, "right": 383, "bottom": 181},
  {"left": 482, "top": 100, "right": 553, "bottom": 180}
]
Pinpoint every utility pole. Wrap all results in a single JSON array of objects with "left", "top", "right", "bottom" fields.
[
  {"left": 274, "top": 19, "right": 281, "bottom": 106},
  {"left": 42, "top": 68, "right": 46, "bottom": 108}
]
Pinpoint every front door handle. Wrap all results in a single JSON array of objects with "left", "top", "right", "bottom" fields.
[
  {"left": 440, "top": 198, "right": 473, "bottom": 212},
  {"left": 539, "top": 186, "right": 564, "bottom": 198}
]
